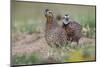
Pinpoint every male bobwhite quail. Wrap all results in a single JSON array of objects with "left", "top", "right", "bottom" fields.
[
  {"left": 44, "top": 9, "right": 68, "bottom": 48},
  {"left": 62, "top": 14, "right": 82, "bottom": 45}
]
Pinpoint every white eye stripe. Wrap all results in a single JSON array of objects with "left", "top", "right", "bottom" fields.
[
  {"left": 49, "top": 11, "right": 52, "bottom": 13},
  {"left": 64, "top": 16, "right": 67, "bottom": 18},
  {"left": 64, "top": 15, "right": 69, "bottom": 18}
]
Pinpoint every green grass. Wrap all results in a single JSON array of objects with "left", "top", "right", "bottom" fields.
[
  {"left": 12, "top": 14, "right": 96, "bottom": 65},
  {"left": 12, "top": 20, "right": 40, "bottom": 34},
  {"left": 63, "top": 43, "right": 95, "bottom": 62},
  {"left": 12, "top": 14, "right": 96, "bottom": 38},
  {"left": 12, "top": 2, "right": 96, "bottom": 65},
  {"left": 12, "top": 53, "right": 42, "bottom": 65},
  {"left": 73, "top": 14, "right": 96, "bottom": 38},
  {"left": 12, "top": 42, "right": 95, "bottom": 65}
]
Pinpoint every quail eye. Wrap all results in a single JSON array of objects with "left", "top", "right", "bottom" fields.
[
  {"left": 47, "top": 11, "right": 51, "bottom": 14},
  {"left": 49, "top": 12, "right": 51, "bottom": 13}
]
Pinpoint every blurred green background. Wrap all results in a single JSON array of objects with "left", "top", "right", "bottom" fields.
[
  {"left": 11, "top": 1, "right": 96, "bottom": 65},
  {"left": 12, "top": 1, "right": 96, "bottom": 38}
]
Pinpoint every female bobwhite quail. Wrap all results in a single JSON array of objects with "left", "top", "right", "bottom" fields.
[
  {"left": 44, "top": 9, "right": 68, "bottom": 48},
  {"left": 62, "top": 14, "right": 82, "bottom": 45}
]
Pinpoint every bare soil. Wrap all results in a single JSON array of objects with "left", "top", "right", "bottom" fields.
[{"left": 12, "top": 33, "right": 95, "bottom": 57}]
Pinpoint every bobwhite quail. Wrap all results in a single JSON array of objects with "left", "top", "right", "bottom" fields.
[
  {"left": 62, "top": 14, "right": 82, "bottom": 45},
  {"left": 44, "top": 9, "right": 68, "bottom": 48}
]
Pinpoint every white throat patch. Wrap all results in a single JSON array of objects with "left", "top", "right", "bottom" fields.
[{"left": 63, "top": 19, "right": 69, "bottom": 25}]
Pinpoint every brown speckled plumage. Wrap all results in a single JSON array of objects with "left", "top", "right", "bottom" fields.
[
  {"left": 62, "top": 15, "right": 82, "bottom": 44},
  {"left": 44, "top": 9, "right": 68, "bottom": 48}
]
